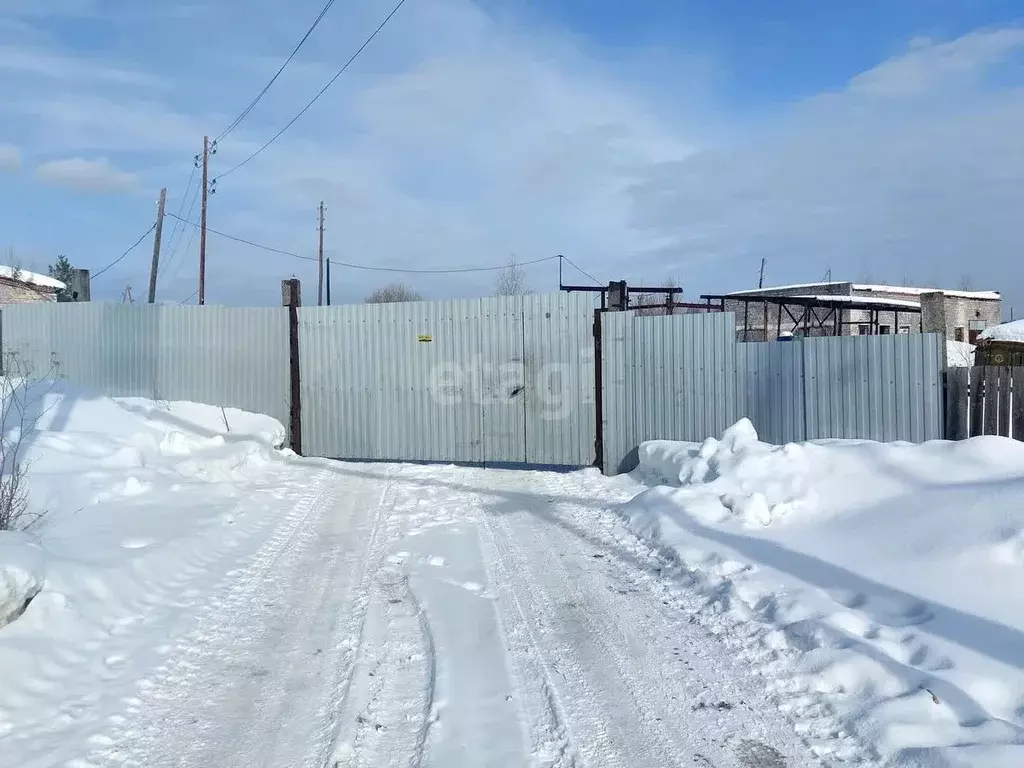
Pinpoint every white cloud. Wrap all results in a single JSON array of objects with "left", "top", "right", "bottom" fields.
[
  {"left": 627, "top": 30, "right": 1024, "bottom": 303},
  {"left": 0, "top": 43, "right": 163, "bottom": 86},
  {"left": 1, "top": 2, "right": 1023, "bottom": 312},
  {"left": 35, "top": 156, "right": 137, "bottom": 192},
  {"left": 0, "top": 143, "right": 20, "bottom": 171}
]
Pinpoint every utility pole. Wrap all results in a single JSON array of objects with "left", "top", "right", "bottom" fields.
[
  {"left": 318, "top": 201, "right": 325, "bottom": 306},
  {"left": 122, "top": 285, "right": 134, "bottom": 304},
  {"left": 198, "top": 136, "right": 210, "bottom": 306},
  {"left": 326, "top": 257, "right": 332, "bottom": 306},
  {"left": 758, "top": 257, "right": 767, "bottom": 289},
  {"left": 148, "top": 187, "right": 167, "bottom": 304}
]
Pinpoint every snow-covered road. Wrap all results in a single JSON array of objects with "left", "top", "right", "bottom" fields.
[{"left": 44, "top": 460, "right": 820, "bottom": 768}]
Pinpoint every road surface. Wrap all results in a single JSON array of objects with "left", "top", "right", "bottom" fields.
[{"left": 44, "top": 461, "right": 824, "bottom": 767}]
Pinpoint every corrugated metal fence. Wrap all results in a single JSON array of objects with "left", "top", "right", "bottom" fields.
[
  {"left": 1, "top": 299, "right": 945, "bottom": 474},
  {"left": 297, "top": 292, "right": 597, "bottom": 465},
  {"left": 600, "top": 311, "right": 945, "bottom": 472},
  {"left": 0, "top": 303, "right": 290, "bottom": 429}
]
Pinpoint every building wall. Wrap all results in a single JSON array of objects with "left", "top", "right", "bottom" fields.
[
  {"left": 0, "top": 277, "right": 58, "bottom": 304},
  {"left": 942, "top": 297, "right": 1002, "bottom": 343},
  {"left": 848, "top": 288, "right": 1001, "bottom": 341}
]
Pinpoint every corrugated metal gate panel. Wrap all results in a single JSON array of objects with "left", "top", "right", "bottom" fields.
[
  {"left": 522, "top": 292, "right": 599, "bottom": 466},
  {"left": 298, "top": 293, "right": 595, "bottom": 466}
]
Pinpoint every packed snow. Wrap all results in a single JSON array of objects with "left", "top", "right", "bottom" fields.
[
  {"left": 946, "top": 340, "right": 975, "bottom": 367},
  {"left": 5, "top": 376, "right": 1023, "bottom": 767},
  {"left": 980, "top": 318, "right": 1024, "bottom": 344},
  {"left": 0, "top": 264, "right": 65, "bottom": 291},
  {"left": 627, "top": 420, "right": 1024, "bottom": 767},
  {"left": 0, "top": 381, "right": 824, "bottom": 767}
]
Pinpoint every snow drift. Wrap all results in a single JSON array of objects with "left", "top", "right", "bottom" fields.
[
  {"left": 0, "top": 378, "right": 300, "bottom": 760},
  {"left": 625, "top": 420, "right": 1024, "bottom": 766}
]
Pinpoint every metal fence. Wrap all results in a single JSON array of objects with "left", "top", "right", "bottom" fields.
[
  {"left": 599, "top": 310, "right": 945, "bottom": 472},
  {"left": 1, "top": 298, "right": 947, "bottom": 475},
  {"left": 297, "top": 292, "right": 598, "bottom": 466},
  {"left": 0, "top": 303, "right": 290, "bottom": 429}
]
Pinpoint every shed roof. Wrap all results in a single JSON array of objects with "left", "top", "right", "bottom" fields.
[{"left": 0, "top": 265, "right": 66, "bottom": 291}]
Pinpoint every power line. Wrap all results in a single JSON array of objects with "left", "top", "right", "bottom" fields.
[
  {"left": 178, "top": 287, "right": 199, "bottom": 305},
  {"left": 165, "top": 212, "right": 561, "bottom": 274},
  {"left": 162, "top": 181, "right": 202, "bottom": 285},
  {"left": 561, "top": 255, "right": 603, "bottom": 285},
  {"left": 162, "top": 166, "right": 195, "bottom": 255},
  {"left": 215, "top": 0, "right": 410, "bottom": 181},
  {"left": 215, "top": 0, "right": 339, "bottom": 143},
  {"left": 90, "top": 224, "right": 157, "bottom": 281}
]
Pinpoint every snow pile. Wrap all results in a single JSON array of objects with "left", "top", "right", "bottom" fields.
[
  {"left": 946, "top": 340, "right": 974, "bottom": 367},
  {"left": 0, "top": 378, "right": 305, "bottom": 761},
  {"left": 626, "top": 421, "right": 1024, "bottom": 767},
  {"left": 980, "top": 318, "right": 1024, "bottom": 343}
]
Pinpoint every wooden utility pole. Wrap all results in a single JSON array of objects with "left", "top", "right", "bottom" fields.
[
  {"left": 199, "top": 136, "right": 210, "bottom": 306},
  {"left": 758, "top": 257, "right": 767, "bottom": 289},
  {"left": 317, "top": 201, "right": 325, "bottom": 306},
  {"left": 148, "top": 187, "right": 167, "bottom": 304}
]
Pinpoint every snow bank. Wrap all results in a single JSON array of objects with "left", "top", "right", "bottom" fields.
[
  {"left": 626, "top": 421, "right": 1024, "bottom": 766},
  {"left": 0, "top": 378, "right": 302, "bottom": 757}
]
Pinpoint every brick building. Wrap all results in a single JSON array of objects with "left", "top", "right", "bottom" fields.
[
  {"left": 711, "top": 282, "right": 1001, "bottom": 342},
  {"left": 0, "top": 265, "right": 65, "bottom": 304}
]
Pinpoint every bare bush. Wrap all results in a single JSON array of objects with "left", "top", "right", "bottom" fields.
[
  {"left": 494, "top": 259, "right": 532, "bottom": 297},
  {"left": 366, "top": 283, "right": 422, "bottom": 304},
  {"left": 0, "top": 351, "right": 59, "bottom": 532}
]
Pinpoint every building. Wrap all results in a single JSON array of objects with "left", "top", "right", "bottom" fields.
[
  {"left": 0, "top": 265, "right": 66, "bottom": 304},
  {"left": 702, "top": 282, "right": 1002, "bottom": 342},
  {"left": 975, "top": 319, "right": 1024, "bottom": 367}
]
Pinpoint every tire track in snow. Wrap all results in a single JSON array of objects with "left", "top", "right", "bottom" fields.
[
  {"left": 477, "top": 507, "right": 582, "bottom": 768},
  {"left": 82, "top": 467, "right": 337, "bottom": 767},
  {"left": 333, "top": 571, "right": 436, "bottom": 768}
]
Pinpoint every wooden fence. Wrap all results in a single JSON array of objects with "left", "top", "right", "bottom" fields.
[{"left": 945, "top": 366, "right": 1024, "bottom": 440}]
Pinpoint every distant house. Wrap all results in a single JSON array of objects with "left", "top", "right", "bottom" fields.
[
  {"left": 975, "top": 319, "right": 1024, "bottom": 367},
  {"left": 0, "top": 265, "right": 65, "bottom": 304},
  {"left": 704, "top": 281, "right": 1002, "bottom": 342}
]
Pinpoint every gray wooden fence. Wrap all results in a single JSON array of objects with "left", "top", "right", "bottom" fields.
[{"left": 945, "top": 366, "right": 1024, "bottom": 440}]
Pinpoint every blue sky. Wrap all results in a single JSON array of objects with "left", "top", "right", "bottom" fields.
[{"left": 1, "top": 0, "right": 1022, "bottom": 313}]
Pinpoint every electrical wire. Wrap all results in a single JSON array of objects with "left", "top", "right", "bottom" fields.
[
  {"left": 161, "top": 180, "right": 202, "bottom": 287},
  {"left": 178, "top": 287, "right": 199, "bottom": 305},
  {"left": 215, "top": 0, "right": 339, "bottom": 143},
  {"left": 90, "top": 224, "right": 156, "bottom": 281},
  {"left": 159, "top": 168, "right": 198, "bottom": 279},
  {"left": 561, "top": 254, "right": 603, "bottom": 285},
  {"left": 215, "top": 0, "right": 410, "bottom": 181},
  {"left": 165, "top": 212, "right": 561, "bottom": 274}
]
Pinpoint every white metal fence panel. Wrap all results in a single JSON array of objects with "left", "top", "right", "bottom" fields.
[
  {"left": 522, "top": 292, "right": 599, "bottom": 466},
  {"left": 298, "top": 299, "right": 486, "bottom": 463},
  {"left": 735, "top": 340, "right": 805, "bottom": 445},
  {"left": 601, "top": 311, "right": 739, "bottom": 474},
  {"left": 298, "top": 292, "right": 597, "bottom": 466},
  {"left": 802, "top": 333, "right": 944, "bottom": 442},
  {"left": 1, "top": 303, "right": 290, "bottom": 428}
]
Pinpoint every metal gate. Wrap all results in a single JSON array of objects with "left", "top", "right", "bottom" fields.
[{"left": 296, "top": 292, "right": 597, "bottom": 466}]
